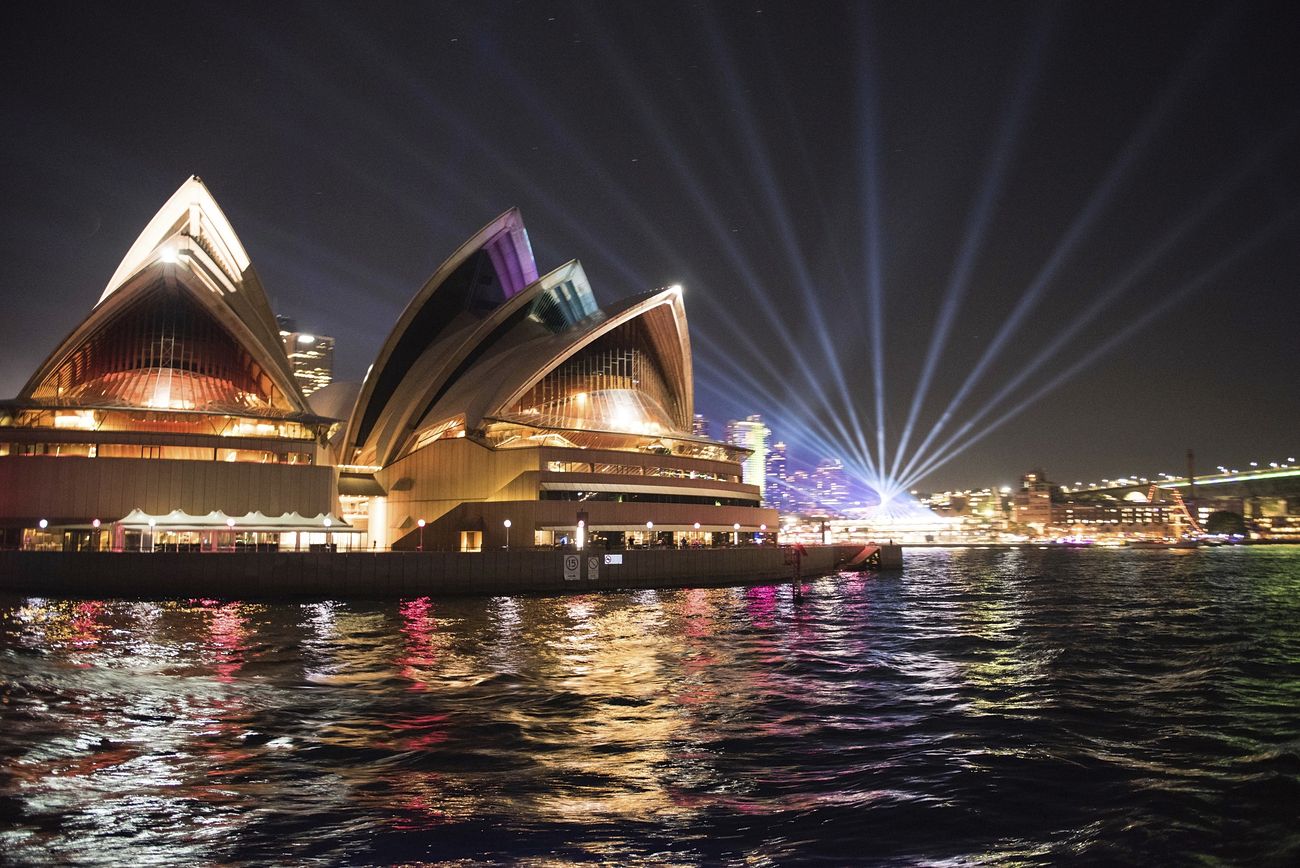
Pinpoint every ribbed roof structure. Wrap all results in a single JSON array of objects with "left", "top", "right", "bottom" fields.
[
  {"left": 342, "top": 209, "right": 538, "bottom": 460},
  {"left": 19, "top": 177, "right": 311, "bottom": 418},
  {"left": 346, "top": 212, "right": 694, "bottom": 467}
]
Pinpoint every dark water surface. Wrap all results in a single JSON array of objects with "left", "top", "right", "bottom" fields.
[{"left": 2, "top": 547, "right": 1299, "bottom": 865}]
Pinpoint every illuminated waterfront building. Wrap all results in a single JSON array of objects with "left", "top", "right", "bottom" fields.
[
  {"left": 338, "top": 209, "right": 775, "bottom": 550},
  {"left": 724, "top": 415, "right": 770, "bottom": 503},
  {"left": 1014, "top": 469, "right": 1054, "bottom": 534},
  {"left": 0, "top": 190, "right": 773, "bottom": 553},
  {"left": 0, "top": 177, "right": 336, "bottom": 549}
]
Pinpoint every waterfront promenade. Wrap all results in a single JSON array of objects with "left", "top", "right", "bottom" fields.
[{"left": 0, "top": 544, "right": 900, "bottom": 599}]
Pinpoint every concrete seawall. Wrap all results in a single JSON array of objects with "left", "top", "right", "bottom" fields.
[{"left": 0, "top": 544, "right": 901, "bottom": 599}]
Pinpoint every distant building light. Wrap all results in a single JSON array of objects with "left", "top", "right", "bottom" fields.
[
  {"left": 38, "top": 519, "right": 48, "bottom": 529},
  {"left": 297, "top": 334, "right": 316, "bottom": 344}
]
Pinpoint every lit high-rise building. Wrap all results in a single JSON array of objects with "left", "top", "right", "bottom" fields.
[
  {"left": 1014, "top": 469, "right": 1054, "bottom": 532},
  {"left": 813, "top": 458, "right": 849, "bottom": 515},
  {"left": 766, "top": 440, "right": 788, "bottom": 510},
  {"left": 691, "top": 413, "right": 710, "bottom": 439},
  {"left": 281, "top": 329, "right": 335, "bottom": 397},
  {"left": 725, "top": 415, "right": 770, "bottom": 502}
]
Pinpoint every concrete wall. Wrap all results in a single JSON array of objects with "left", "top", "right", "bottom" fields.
[
  {"left": 0, "top": 456, "right": 336, "bottom": 524},
  {"left": 0, "top": 544, "right": 899, "bottom": 599}
]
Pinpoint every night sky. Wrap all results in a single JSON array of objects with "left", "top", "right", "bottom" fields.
[{"left": 2, "top": 0, "right": 1298, "bottom": 491}]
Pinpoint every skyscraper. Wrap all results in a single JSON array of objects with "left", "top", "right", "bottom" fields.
[
  {"left": 725, "top": 415, "right": 770, "bottom": 502},
  {"left": 691, "top": 413, "right": 710, "bottom": 439},
  {"left": 766, "top": 440, "right": 788, "bottom": 510},
  {"left": 277, "top": 319, "right": 335, "bottom": 397},
  {"left": 813, "top": 458, "right": 849, "bottom": 515}
]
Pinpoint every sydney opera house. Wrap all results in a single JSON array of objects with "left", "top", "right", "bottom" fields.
[{"left": 0, "top": 178, "right": 776, "bottom": 551}]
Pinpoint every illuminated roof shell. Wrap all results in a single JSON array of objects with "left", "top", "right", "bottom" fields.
[
  {"left": 394, "top": 283, "right": 693, "bottom": 458},
  {"left": 342, "top": 208, "right": 537, "bottom": 460},
  {"left": 453, "top": 284, "right": 691, "bottom": 432},
  {"left": 343, "top": 211, "right": 695, "bottom": 467},
  {"left": 19, "top": 176, "right": 310, "bottom": 417},
  {"left": 353, "top": 259, "right": 598, "bottom": 467}
]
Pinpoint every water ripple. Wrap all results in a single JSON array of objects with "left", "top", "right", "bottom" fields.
[{"left": 1, "top": 547, "right": 1299, "bottom": 864}]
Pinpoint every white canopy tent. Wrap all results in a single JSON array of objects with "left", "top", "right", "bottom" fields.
[
  {"left": 111, "top": 508, "right": 358, "bottom": 552},
  {"left": 113, "top": 508, "right": 354, "bottom": 532}
]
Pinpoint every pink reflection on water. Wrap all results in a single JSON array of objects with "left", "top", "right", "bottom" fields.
[
  {"left": 399, "top": 597, "right": 437, "bottom": 689},
  {"left": 675, "top": 588, "right": 719, "bottom": 707},
  {"left": 383, "top": 712, "right": 452, "bottom": 752},
  {"left": 204, "top": 602, "right": 247, "bottom": 683},
  {"left": 744, "top": 584, "right": 778, "bottom": 629}
]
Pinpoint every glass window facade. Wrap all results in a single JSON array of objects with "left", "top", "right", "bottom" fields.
[
  {"left": 540, "top": 490, "right": 759, "bottom": 507},
  {"left": 506, "top": 320, "right": 684, "bottom": 435},
  {"left": 29, "top": 281, "right": 294, "bottom": 415}
]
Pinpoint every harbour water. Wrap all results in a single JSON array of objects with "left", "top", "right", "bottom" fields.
[{"left": 2, "top": 547, "right": 1298, "bottom": 864}]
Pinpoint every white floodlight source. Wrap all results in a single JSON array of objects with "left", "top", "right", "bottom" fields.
[
  {"left": 38, "top": 519, "right": 48, "bottom": 529},
  {"left": 298, "top": 334, "right": 316, "bottom": 344}
]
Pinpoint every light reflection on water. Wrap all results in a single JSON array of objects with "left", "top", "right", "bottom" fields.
[{"left": 2, "top": 547, "right": 1299, "bottom": 864}]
